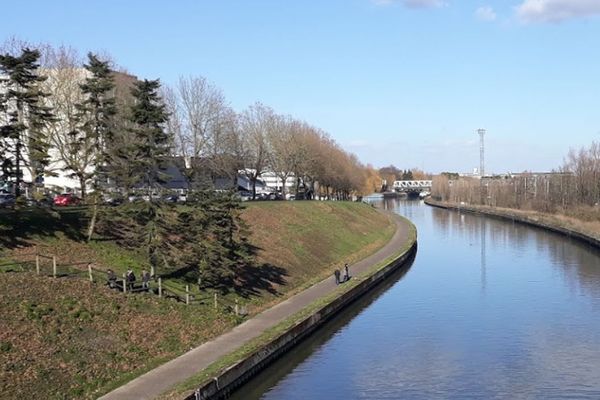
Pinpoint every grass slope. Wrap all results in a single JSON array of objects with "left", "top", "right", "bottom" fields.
[
  {"left": 243, "top": 201, "right": 394, "bottom": 296},
  {"left": 0, "top": 201, "right": 393, "bottom": 398}
]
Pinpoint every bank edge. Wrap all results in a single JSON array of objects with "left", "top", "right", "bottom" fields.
[
  {"left": 178, "top": 215, "right": 417, "bottom": 400},
  {"left": 425, "top": 198, "right": 600, "bottom": 248}
]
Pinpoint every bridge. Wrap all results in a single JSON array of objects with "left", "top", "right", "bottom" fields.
[{"left": 392, "top": 180, "right": 432, "bottom": 193}]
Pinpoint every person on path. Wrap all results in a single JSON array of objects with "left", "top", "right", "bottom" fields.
[
  {"left": 343, "top": 263, "right": 350, "bottom": 282},
  {"left": 142, "top": 269, "right": 150, "bottom": 290},
  {"left": 334, "top": 269, "right": 341, "bottom": 285}
]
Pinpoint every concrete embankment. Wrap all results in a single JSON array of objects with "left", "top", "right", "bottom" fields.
[
  {"left": 425, "top": 198, "right": 600, "bottom": 248},
  {"left": 188, "top": 218, "right": 417, "bottom": 400}
]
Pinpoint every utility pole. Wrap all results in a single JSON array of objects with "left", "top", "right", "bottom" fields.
[
  {"left": 477, "top": 128, "right": 486, "bottom": 205},
  {"left": 477, "top": 128, "right": 485, "bottom": 178}
]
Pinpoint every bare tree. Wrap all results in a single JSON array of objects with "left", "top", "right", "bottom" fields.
[
  {"left": 41, "top": 46, "right": 91, "bottom": 196},
  {"left": 239, "top": 102, "right": 274, "bottom": 199},
  {"left": 175, "top": 76, "right": 229, "bottom": 188},
  {"left": 266, "top": 114, "right": 300, "bottom": 197}
]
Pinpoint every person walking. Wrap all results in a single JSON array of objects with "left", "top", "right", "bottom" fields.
[
  {"left": 334, "top": 269, "right": 341, "bottom": 285},
  {"left": 343, "top": 263, "right": 350, "bottom": 282}
]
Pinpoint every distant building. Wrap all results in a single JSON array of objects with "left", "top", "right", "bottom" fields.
[
  {"left": 1, "top": 68, "right": 136, "bottom": 195},
  {"left": 238, "top": 169, "right": 299, "bottom": 193}
]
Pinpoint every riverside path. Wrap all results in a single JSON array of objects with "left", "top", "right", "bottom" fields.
[{"left": 99, "top": 210, "right": 414, "bottom": 400}]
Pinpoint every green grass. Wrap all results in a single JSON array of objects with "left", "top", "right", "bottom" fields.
[
  {"left": 242, "top": 201, "right": 396, "bottom": 300},
  {"left": 158, "top": 215, "right": 416, "bottom": 400},
  {"left": 0, "top": 201, "right": 397, "bottom": 398}
]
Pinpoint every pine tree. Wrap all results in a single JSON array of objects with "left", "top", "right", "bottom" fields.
[
  {"left": 0, "top": 48, "right": 54, "bottom": 197},
  {"left": 73, "top": 53, "right": 117, "bottom": 241},
  {"left": 102, "top": 79, "right": 171, "bottom": 273},
  {"left": 69, "top": 52, "right": 117, "bottom": 199},
  {"left": 128, "top": 79, "right": 170, "bottom": 193},
  {"left": 175, "top": 190, "right": 252, "bottom": 289},
  {"left": 0, "top": 87, "right": 7, "bottom": 184}
]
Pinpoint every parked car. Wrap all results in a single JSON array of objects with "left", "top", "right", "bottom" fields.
[
  {"left": 103, "top": 194, "right": 124, "bottom": 206},
  {"left": 127, "top": 194, "right": 143, "bottom": 202},
  {"left": 53, "top": 193, "right": 81, "bottom": 206},
  {"left": 163, "top": 194, "right": 179, "bottom": 203},
  {"left": 36, "top": 195, "right": 54, "bottom": 207},
  {"left": 238, "top": 190, "right": 252, "bottom": 201},
  {"left": 0, "top": 193, "right": 16, "bottom": 208}
]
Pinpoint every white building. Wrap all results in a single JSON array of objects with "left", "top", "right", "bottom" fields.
[
  {"left": 1, "top": 68, "right": 135, "bottom": 195},
  {"left": 238, "top": 169, "right": 298, "bottom": 194}
]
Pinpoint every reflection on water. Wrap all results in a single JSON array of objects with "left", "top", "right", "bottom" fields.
[
  {"left": 229, "top": 255, "right": 416, "bottom": 400},
  {"left": 233, "top": 199, "right": 600, "bottom": 399}
]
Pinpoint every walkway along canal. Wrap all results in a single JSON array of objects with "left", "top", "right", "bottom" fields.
[
  {"left": 100, "top": 210, "right": 416, "bottom": 400},
  {"left": 231, "top": 198, "right": 600, "bottom": 399}
]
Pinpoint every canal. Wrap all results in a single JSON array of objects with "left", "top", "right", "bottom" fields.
[{"left": 231, "top": 199, "right": 600, "bottom": 399}]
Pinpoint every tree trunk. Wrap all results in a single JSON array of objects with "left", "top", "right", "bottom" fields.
[
  {"left": 251, "top": 174, "right": 257, "bottom": 200},
  {"left": 79, "top": 175, "right": 87, "bottom": 201},
  {"left": 87, "top": 199, "right": 97, "bottom": 242}
]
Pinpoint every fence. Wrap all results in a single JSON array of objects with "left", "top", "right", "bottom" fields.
[{"left": 0, "top": 249, "right": 247, "bottom": 316}]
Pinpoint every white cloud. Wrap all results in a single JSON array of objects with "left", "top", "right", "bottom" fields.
[
  {"left": 402, "top": 0, "right": 445, "bottom": 8},
  {"left": 516, "top": 0, "right": 600, "bottom": 23},
  {"left": 475, "top": 6, "right": 497, "bottom": 21},
  {"left": 371, "top": 0, "right": 446, "bottom": 9}
]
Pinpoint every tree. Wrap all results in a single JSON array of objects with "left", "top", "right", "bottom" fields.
[
  {"left": 120, "top": 78, "right": 171, "bottom": 273},
  {"left": 266, "top": 115, "right": 299, "bottom": 197},
  {"left": 42, "top": 46, "right": 86, "bottom": 193},
  {"left": 0, "top": 48, "right": 54, "bottom": 197},
  {"left": 73, "top": 53, "right": 117, "bottom": 197},
  {"left": 101, "top": 72, "right": 138, "bottom": 193},
  {"left": 128, "top": 79, "right": 170, "bottom": 190},
  {"left": 72, "top": 53, "right": 118, "bottom": 241},
  {"left": 363, "top": 164, "right": 384, "bottom": 193},
  {"left": 173, "top": 191, "right": 251, "bottom": 289},
  {"left": 240, "top": 102, "right": 274, "bottom": 199},
  {"left": 164, "top": 76, "right": 230, "bottom": 189}
]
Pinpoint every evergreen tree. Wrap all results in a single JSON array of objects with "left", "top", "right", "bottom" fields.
[
  {"left": 69, "top": 52, "right": 117, "bottom": 199},
  {"left": 74, "top": 53, "right": 117, "bottom": 241},
  {"left": 0, "top": 48, "right": 54, "bottom": 197},
  {"left": 101, "top": 79, "right": 171, "bottom": 273},
  {"left": 128, "top": 79, "right": 170, "bottom": 193},
  {"left": 0, "top": 88, "right": 7, "bottom": 183},
  {"left": 174, "top": 191, "right": 252, "bottom": 289}
]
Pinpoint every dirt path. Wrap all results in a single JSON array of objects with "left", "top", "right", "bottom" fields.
[{"left": 99, "top": 210, "right": 413, "bottom": 400}]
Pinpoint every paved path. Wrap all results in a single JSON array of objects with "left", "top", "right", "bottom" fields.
[{"left": 100, "top": 211, "right": 413, "bottom": 400}]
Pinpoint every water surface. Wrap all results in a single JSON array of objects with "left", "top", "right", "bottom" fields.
[{"left": 232, "top": 199, "right": 600, "bottom": 399}]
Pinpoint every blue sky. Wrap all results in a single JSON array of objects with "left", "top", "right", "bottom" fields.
[{"left": 2, "top": 0, "right": 599, "bottom": 173}]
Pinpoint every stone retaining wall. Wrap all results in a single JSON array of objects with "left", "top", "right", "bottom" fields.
[{"left": 187, "top": 240, "right": 418, "bottom": 400}]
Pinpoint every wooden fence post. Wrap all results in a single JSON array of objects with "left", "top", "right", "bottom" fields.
[
  {"left": 52, "top": 256, "right": 57, "bottom": 278},
  {"left": 88, "top": 264, "right": 93, "bottom": 282},
  {"left": 158, "top": 277, "right": 162, "bottom": 297},
  {"left": 214, "top": 292, "right": 218, "bottom": 310},
  {"left": 235, "top": 299, "right": 239, "bottom": 316},
  {"left": 123, "top": 273, "right": 127, "bottom": 293},
  {"left": 35, "top": 255, "right": 40, "bottom": 275},
  {"left": 186, "top": 285, "right": 190, "bottom": 305}
]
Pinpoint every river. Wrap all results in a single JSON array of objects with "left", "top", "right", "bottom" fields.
[{"left": 231, "top": 199, "right": 600, "bottom": 399}]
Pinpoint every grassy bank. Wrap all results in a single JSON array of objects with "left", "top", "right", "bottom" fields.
[
  {"left": 158, "top": 215, "right": 416, "bottom": 400},
  {"left": 425, "top": 198, "right": 600, "bottom": 243},
  {"left": 0, "top": 201, "right": 394, "bottom": 398}
]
